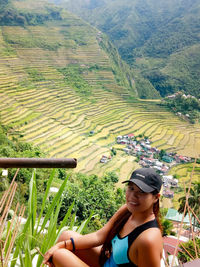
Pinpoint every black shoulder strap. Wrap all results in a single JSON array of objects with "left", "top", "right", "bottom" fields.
[{"left": 128, "top": 219, "right": 159, "bottom": 246}]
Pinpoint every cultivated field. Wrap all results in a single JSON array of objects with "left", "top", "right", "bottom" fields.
[{"left": 0, "top": 5, "right": 200, "bottom": 181}]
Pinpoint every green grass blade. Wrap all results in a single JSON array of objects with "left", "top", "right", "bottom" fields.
[
  {"left": 69, "top": 213, "right": 76, "bottom": 230},
  {"left": 10, "top": 215, "right": 32, "bottom": 267},
  {"left": 77, "top": 211, "right": 94, "bottom": 234},
  {"left": 36, "top": 169, "right": 56, "bottom": 229},
  {"left": 28, "top": 169, "right": 37, "bottom": 236},
  {"left": 58, "top": 202, "right": 74, "bottom": 234},
  {"left": 38, "top": 175, "right": 69, "bottom": 234}
]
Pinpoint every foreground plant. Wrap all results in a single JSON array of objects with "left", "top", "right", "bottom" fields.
[
  {"left": 1, "top": 169, "right": 92, "bottom": 267},
  {"left": 0, "top": 169, "right": 25, "bottom": 267}
]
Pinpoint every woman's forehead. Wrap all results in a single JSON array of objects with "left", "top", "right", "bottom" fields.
[{"left": 127, "top": 182, "right": 141, "bottom": 190}]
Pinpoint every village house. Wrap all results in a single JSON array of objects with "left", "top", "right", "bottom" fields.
[
  {"left": 113, "top": 133, "right": 192, "bottom": 198},
  {"left": 163, "top": 175, "right": 178, "bottom": 187},
  {"left": 100, "top": 155, "right": 111, "bottom": 163},
  {"left": 163, "top": 189, "right": 174, "bottom": 198}
]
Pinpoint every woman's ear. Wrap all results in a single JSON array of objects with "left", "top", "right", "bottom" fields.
[{"left": 153, "top": 193, "right": 160, "bottom": 203}]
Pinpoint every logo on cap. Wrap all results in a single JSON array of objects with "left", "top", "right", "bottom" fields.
[{"left": 136, "top": 173, "right": 145, "bottom": 179}]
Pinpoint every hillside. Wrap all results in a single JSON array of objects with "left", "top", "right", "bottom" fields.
[
  {"left": 0, "top": 0, "right": 200, "bottom": 181},
  {"left": 62, "top": 0, "right": 200, "bottom": 98}
]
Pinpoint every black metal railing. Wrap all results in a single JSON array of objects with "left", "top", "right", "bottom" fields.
[{"left": 0, "top": 158, "right": 77, "bottom": 168}]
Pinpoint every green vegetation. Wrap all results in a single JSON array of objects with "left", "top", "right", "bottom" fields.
[
  {"left": 26, "top": 68, "right": 46, "bottom": 82},
  {"left": 58, "top": 64, "right": 93, "bottom": 97},
  {"left": 59, "top": 171, "right": 125, "bottom": 231},
  {"left": 178, "top": 182, "right": 200, "bottom": 228},
  {"left": 0, "top": 0, "right": 62, "bottom": 26},
  {"left": 0, "top": 0, "right": 200, "bottom": 180},
  {"left": 1, "top": 169, "right": 93, "bottom": 266},
  {"left": 178, "top": 238, "right": 200, "bottom": 263},
  {"left": 162, "top": 93, "right": 200, "bottom": 124},
  {"left": 0, "top": 124, "right": 52, "bottom": 207},
  {"left": 64, "top": 0, "right": 200, "bottom": 98},
  {"left": 99, "top": 36, "right": 137, "bottom": 97}
]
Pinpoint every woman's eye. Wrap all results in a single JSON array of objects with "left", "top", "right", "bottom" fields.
[
  {"left": 127, "top": 187, "right": 145, "bottom": 195},
  {"left": 138, "top": 191, "right": 145, "bottom": 195},
  {"left": 127, "top": 186, "right": 134, "bottom": 191}
]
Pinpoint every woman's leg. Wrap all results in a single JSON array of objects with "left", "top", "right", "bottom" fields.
[
  {"left": 53, "top": 230, "right": 101, "bottom": 267},
  {"left": 52, "top": 249, "right": 89, "bottom": 267}
]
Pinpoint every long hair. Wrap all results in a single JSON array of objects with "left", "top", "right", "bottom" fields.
[
  {"left": 99, "top": 190, "right": 162, "bottom": 266},
  {"left": 152, "top": 191, "right": 162, "bottom": 232},
  {"left": 99, "top": 207, "right": 131, "bottom": 265}
]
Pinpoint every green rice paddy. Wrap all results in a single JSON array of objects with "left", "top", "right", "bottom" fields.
[{"left": 0, "top": 5, "right": 200, "bottom": 181}]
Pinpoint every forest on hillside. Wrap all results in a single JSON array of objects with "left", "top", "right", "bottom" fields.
[
  {"left": 0, "top": 0, "right": 62, "bottom": 25},
  {"left": 61, "top": 0, "right": 200, "bottom": 98}
]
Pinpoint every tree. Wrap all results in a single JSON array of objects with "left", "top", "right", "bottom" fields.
[
  {"left": 160, "top": 208, "right": 175, "bottom": 236},
  {"left": 58, "top": 172, "right": 125, "bottom": 230},
  {"left": 162, "top": 219, "right": 175, "bottom": 236},
  {"left": 178, "top": 238, "right": 200, "bottom": 263},
  {"left": 178, "top": 182, "right": 200, "bottom": 228}
]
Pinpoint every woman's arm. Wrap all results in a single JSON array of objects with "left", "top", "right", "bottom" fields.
[
  {"left": 67, "top": 204, "right": 128, "bottom": 250},
  {"left": 132, "top": 229, "right": 162, "bottom": 267},
  {"left": 43, "top": 204, "right": 128, "bottom": 264}
]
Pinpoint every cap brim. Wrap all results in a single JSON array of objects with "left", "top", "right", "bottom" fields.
[{"left": 122, "top": 179, "right": 154, "bottom": 193}]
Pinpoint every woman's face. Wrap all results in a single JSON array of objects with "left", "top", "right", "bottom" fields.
[{"left": 126, "top": 182, "right": 159, "bottom": 214}]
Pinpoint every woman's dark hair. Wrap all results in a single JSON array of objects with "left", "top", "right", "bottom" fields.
[
  {"left": 99, "top": 207, "right": 131, "bottom": 265},
  {"left": 99, "top": 190, "right": 162, "bottom": 266},
  {"left": 152, "top": 190, "right": 162, "bottom": 232}
]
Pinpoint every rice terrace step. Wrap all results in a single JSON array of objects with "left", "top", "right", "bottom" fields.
[{"left": 0, "top": 1, "right": 200, "bottom": 181}]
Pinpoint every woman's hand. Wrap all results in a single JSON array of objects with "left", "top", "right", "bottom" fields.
[{"left": 43, "top": 242, "right": 63, "bottom": 266}]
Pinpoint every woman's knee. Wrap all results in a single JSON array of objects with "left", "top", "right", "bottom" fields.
[
  {"left": 52, "top": 248, "right": 71, "bottom": 266},
  {"left": 52, "top": 248, "right": 89, "bottom": 267},
  {"left": 57, "top": 230, "right": 81, "bottom": 243}
]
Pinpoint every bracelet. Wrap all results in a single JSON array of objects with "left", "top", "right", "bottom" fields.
[{"left": 70, "top": 237, "right": 75, "bottom": 251}]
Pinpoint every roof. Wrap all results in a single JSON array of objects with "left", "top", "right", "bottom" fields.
[
  {"left": 163, "top": 236, "right": 184, "bottom": 256},
  {"left": 165, "top": 208, "right": 191, "bottom": 224}
]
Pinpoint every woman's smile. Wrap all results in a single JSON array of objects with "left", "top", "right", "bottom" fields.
[{"left": 127, "top": 200, "right": 140, "bottom": 206}]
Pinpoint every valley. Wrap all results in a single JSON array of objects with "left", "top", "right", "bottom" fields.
[{"left": 0, "top": 0, "right": 200, "bottom": 183}]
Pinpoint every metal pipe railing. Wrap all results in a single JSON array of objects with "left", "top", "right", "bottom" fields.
[{"left": 0, "top": 158, "right": 77, "bottom": 168}]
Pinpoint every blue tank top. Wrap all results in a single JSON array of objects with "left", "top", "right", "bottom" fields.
[{"left": 103, "top": 219, "right": 159, "bottom": 267}]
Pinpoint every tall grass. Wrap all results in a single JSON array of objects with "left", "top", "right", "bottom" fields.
[{"left": 0, "top": 169, "right": 92, "bottom": 267}]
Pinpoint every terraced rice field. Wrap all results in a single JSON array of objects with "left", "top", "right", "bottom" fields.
[
  {"left": 168, "top": 163, "right": 200, "bottom": 209},
  {"left": 0, "top": 8, "right": 200, "bottom": 181}
]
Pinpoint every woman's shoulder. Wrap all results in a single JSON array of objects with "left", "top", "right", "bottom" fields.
[{"left": 137, "top": 227, "right": 162, "bottom": 247}]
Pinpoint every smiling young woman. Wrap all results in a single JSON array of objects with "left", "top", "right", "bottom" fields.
[{"left": 43, "top": 168, "right": 163, "bottom": 267}]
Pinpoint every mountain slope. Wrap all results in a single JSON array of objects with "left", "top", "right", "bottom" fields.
[
  {"left": 0, "top": 0, "right": 200, "bottom": 180},
  {"left": 62, "top": 0, "right": 200, "bottom": 98}
]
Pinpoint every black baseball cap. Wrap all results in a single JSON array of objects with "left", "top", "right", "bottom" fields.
[{"left": 122, "top": 168, "right": 163, "bottom": 193}]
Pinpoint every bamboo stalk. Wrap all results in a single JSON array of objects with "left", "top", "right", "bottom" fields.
[
  {"left": 0, "top": 169, "right": 19, "bottom": 212},
  {"left": 0, "top": 183, "right": 17, "bottom": 239},
  {"left": 4, "top": 205, "right": 25, "bottom": 266},
  {"left": 179, "top": 242, "right": 195, "bottom": 260},
  {"left": 35, "top": 247, "right": 44, "bottom": 257},
  {"left": 189, "top": 206, "right": 200, "bottom": 225},
  {"left": 171, "top": 158, "right": 196, "bottom": 266},
  {"left": 163, "top": 255, "right": 170, "bottom": 267},
  {"left": 0, "top": 240, "right": 4, "bottom": 267},
  {"left": 185, "top": 185, "right": 198, "bottom": 258},
  {"left": 2, "top": 203, "right": 19, "bottom": 257},
  {"left": 188, "top": 207, "right": 200, "bottom": 254}
]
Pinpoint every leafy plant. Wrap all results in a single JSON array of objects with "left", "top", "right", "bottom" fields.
[
  {"left": 1, "top": 169, "right": 92, "bottom": 267},
  {"left": 58, "top": 172, "right": 125, "bottom": 230},
  {"left": 58, "top": 65, "right": 93, "bottom": 97},
  {"left": 178, "top": 238, "right": 200, "bottom": 263},
  {"left": 178, "top": 182, "right": 200, "bottom": 228}
]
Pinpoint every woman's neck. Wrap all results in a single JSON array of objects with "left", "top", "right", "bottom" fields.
[{"left": 129, "top": 209, "right": 155, "bottom": 225}]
